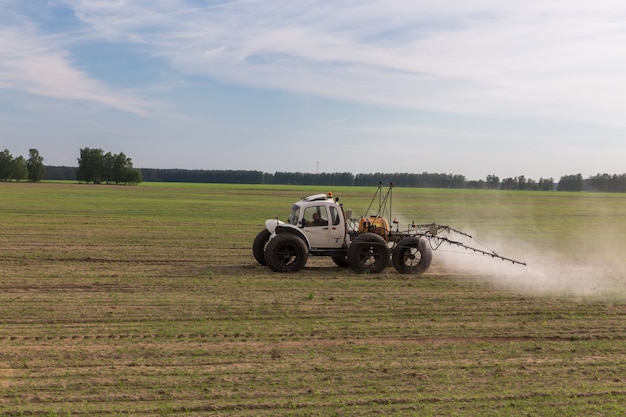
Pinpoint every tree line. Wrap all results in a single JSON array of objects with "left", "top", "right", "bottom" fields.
[
  {"left": 6, "top": 146, "right": 626, "bottom": 192},
  {"left": 43, "top": 166, "right": 626, "bottom": 192},
  {"left": 0, "top": 149, "right": 45, "bottom": 182}
]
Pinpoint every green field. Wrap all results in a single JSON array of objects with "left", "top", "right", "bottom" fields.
[{"left": 1, "top": 182, "right": 626, "bottom": 416}]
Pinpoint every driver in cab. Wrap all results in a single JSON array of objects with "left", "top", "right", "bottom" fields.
[{"left": 309, "top": 212, "right": 328, "bottom": 227}]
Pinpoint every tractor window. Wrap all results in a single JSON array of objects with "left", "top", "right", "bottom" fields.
[
  {"left": 303, "top": 206, "right": 328, "bottom": 227},
  {"left": 330, "top": 206, "right": 341, "bottom": 226},
  {"left": 289, "top": 204, "right": 301, "bottom": 225}
]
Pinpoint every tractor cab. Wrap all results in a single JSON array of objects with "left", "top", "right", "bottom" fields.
[{"left": 287, "top": 192, "right": 345, "bottom": 249}]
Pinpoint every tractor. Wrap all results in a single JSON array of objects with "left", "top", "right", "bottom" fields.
[{"left": 253, "top": 183, "right": 525, "bottom": 274}]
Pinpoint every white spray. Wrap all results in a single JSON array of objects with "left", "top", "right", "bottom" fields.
[{"left": 429, "top": 228, "right": 626, "bottom": 299}]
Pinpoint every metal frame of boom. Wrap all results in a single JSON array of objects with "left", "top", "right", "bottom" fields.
[{"left": 356, "top": 183, "right": 526, "bottom": 266}]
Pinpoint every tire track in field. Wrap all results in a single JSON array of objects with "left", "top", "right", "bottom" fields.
[{"left": 2, "top": 332, "right": 625, "bottom": 345}]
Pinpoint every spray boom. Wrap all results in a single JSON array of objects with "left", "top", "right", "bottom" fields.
[{"left": 357, "top": 183, "right": 526, "bottom": 267}]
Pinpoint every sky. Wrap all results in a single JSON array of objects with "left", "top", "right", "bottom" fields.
[{"left": 2, "top": 0, "right": 626, "bottom": 181}]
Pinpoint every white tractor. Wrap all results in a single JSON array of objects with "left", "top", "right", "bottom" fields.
[{"left": 253, "top": 184, "right": 525, "bottom": 274}]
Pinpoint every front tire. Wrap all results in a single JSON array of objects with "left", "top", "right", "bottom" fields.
[
  {"left": 392, "top": 237, "right": 432, "bottom": 275},
  {"left": 265, "top": 233, "right": 309, "bottom": 272},
  {"left": 252, "top": 229, "right": 271, "bottom": 265},
  {"left": 347, "top": 233, "right": 390, "bottom": 274}
]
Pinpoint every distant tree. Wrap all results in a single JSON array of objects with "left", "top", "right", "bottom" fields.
[
  {"left": 486, "top": 174, "right": 500, "bottom": 190},
  {"left": 617, "top": 174, "right": 626, "bottom": 192},
  {"left": 0, "top": 149, "right": 13, "bottom": 181},
  {"left": 12, "top": 156, "right": 28, "bottom": 181},
  {"left": 538, "top": 178, "right": 554, "bottom": 191},
  {"left": 557, "top": 174, "right": 584, "bottom": 191},
  {"left": 102, "top": 151, "right": 115, "bottom": 183},
  {"left": 353, "top": 172, "right": 466, "bottom": 188},
  {"left": 111, "top": 152, "right": 132, "bottom": 184},
  {"left": 465, "top": 180, "right": 485, "bottom": 189},
  {"left": 77, "top": 148, "right": 141, "bottom": 185},
  {"left": 109, "top": 152, "right": 141, "bottom": 184},
  {"left": 588, "top": 173, "right": 626, "bottom": 192},
  {"left": 76, "top": 148, "right": 105, "bottom": 184},
  {"left": 26, "top": 148, "right": 45, "bottom": 182},
  {"left": 589, "top": 173, "right": 611, "bottom": 192},
  {"left": 44, "top": 166, "right": 76, "bottom": 180},
  {"left": 124, "top": 167, "right": 142, "bottom": 184},
  {"left": 451, "top": 174, "right": 466, "bottom": 188},
  {"left": 500, "top": 177, "right": 516, "bottom": 190}
]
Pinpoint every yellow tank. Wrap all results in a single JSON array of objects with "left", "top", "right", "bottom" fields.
[{"left": 358, "top": 216, "right": 390, "bottom": 240}]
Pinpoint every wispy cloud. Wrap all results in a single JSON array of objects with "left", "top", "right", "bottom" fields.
[
  {"left": 4, "top": 0, "right": 626, "bottom": 161},
  {"left": 0, "top": 23, "right": 152, "bottom": 115},
  {"left": 47, "top": 0, "right": 626, "bottom": 128}
]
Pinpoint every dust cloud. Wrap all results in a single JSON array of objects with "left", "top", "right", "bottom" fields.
[{"left": 431, "top": 231, "right": 626, "bottom": 299}]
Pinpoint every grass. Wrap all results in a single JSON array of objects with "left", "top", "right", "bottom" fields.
[{"left": 1, "top": 182, "right": 626, "bottom": 415}]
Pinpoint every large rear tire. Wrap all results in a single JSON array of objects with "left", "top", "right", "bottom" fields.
[
  {"left": 347, "top": 233, "right": 390, "bottom": 274},
  {"left": 252, "top": 229, "right": 271, "bottom": 265},
  {"left": 392, "top": 237, "right": 432, "bottom": 275},
  {"left": 265, "top": 233, "right": 309, "bottom": 272}
]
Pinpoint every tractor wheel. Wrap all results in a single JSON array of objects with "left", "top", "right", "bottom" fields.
[
  {"left": 331, "top": 255, "right": 349, "bottom": 267},
  {"left": 392, "top": 237, "right": 432, "bottom": 275},
  {"left": 347, "top": 233, "right": 390, "bottom": 274},
  {"left": 252, "top": 229, "right": 271, "bottom": 265},
  {"left": 265, "top": 233, "right": 309, "bottom": 272}
]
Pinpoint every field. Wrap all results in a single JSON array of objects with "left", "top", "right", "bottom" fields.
[{"left": 1, "top": 182, "right": 626, "bottom": 416}]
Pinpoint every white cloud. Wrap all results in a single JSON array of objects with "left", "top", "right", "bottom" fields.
[
  {"left": 3, "top": 0, "right": 626, "bottom": 177},
  {"left": 0, "top": 25, "right": 152, "bottom": 115},
  {"left": 53, "top": 0, "right": 626, "bottom": 128}
]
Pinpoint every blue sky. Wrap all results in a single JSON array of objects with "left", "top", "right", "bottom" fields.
[{"left": 2, "top": 0, "right": 626, "bottom": 180}]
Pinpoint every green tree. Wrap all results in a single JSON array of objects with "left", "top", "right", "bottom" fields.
[
  {"left": 0, "top": 149, "right": 13, "bottom": 181},
  {"left": 26, "top": 149, "right": 45, "bottom": 182},
  {"left": 111, "top": 152, "right": 131, "bottom": 184},
  {"left": 12, "top": 156, "right": 28, "bottom": 181},
  {"left": 557, "top": 174, "right": 584, "bottom": 191},
  {"left": 538, "top": 178, "right": 554, "bottom": 191},
  {"left": 486, "top": 174, "right": 500, "bottom": 189},
  {"left": 105, "top": 152, "right": 141, "bottom": 184},
  {"left": 102, "top": 151, "right": 115, "bottom": 183},
  {"left": 77, "top": 148, "right": 141, "bottom": 185},
  {"left": 500, "top": 177, "right": 516, "bottom": 190},
  {"left": 124, "top": 166, "right": 142, "bottom": 185},
  {"left": 77, "top": 148, "right": 105, "bottom": 184}
]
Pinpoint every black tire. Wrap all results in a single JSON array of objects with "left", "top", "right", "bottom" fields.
[
  {"left": 265, "top": 233, "right": 309, "bottom": 272},
  {"left": 347, "top": 233, "right": 390, "bottom": 274},
  {"left": 392, "top": 237, "right": 433, "bottom": 275},
  {"left": 331, "top": 255, "right": 349, "bottom": 267},
  {"left": 252, "top": 229, "right": 271, "bottom": 266}
]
